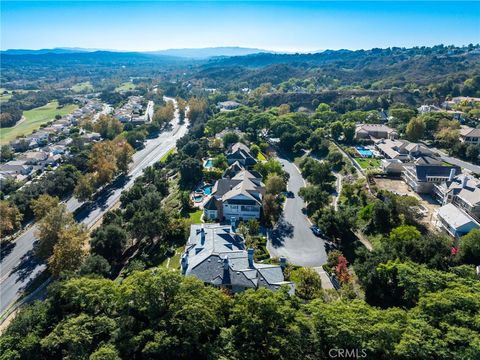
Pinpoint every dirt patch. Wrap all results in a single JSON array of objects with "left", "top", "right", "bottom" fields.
[{"left": 373, "top": 177, "right": 440, "bottom": 230}]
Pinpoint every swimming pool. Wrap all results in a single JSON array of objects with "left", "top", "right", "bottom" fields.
[
  {"left": 204, "top": 159, "right": 214, "bottom": 168},
  {"left": 355, "top": 146, "right": 373, "bottom": 158},
  {"left": 194, "top": 195, "right": 203, "bottom": 203},
  {"left": 203, "top": 186, "right": 213, "bottom": 195}
]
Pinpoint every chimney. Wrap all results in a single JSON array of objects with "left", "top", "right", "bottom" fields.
[
  {"left": 200, "top": 227, "right": 205, "bottom": 245},
  {"left": 448, "top": 168, "right": 456, "bottom": 182},
  {"left": 247, "top": 248, "right": 254, "bottom": 268},
  {"left": 230, "top": 217, "right": 237, "bottom": 233},
  {"left": 223, "top": 256, "right": 229, "bottom": 270},
  {"left": 462, "top": 176, "right": 469, "bottom": 188},
  {"left": 280, "top": 257, "right": 287, "bottom": 272},
  {"left": 181, "top": 254, "right": 188, "bottom": 275}
]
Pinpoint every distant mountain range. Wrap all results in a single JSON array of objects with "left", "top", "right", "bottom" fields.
[{"left": 1, "top": 46, "right": 274, "bottom": 58}]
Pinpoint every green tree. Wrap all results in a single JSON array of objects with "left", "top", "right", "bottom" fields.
[
  {"left": 250, "top": 144, "right": 260, "bottom": 158},
  {"left": 94, "top": 115, "right": 123, "bottom": 140},
  {"left": 265, "top": 174, "right": 286, "bottom": 195},
  {"left": 330, "top": 121, "right": 344, "bottom": 141},
  {"left": 0, "top": 201, "right": 23, "bottom": 236},
  {"left": 78, "top": 255, "right": 111, "bottom": 277},
  {"left": 228, "top": 288, "right": 309, "bottom": 360},
  {"left": 35, "top": 204, "right": 75, "bottom": 259},
  {"left": 290, "top": 267, "right": 322, "bottom": 300},
  {"left": 458, "top": 229, "right": 480, "bottom": 264},
  {"left": 343, "top": 122, "right": 356, "bottom": 143},
  {"left": 0, "top": 145, "right": 14, "bottom": 162},
  {"left": 48, "top": 224, "right": 88, "bottom": 277},
  {"left": 263, "top": 194, "right": 281, "bottom": 226},
  {"left": 74, "top": 174, "right": 95, "bottom": 201},
  {"left": 405, "top": 117, "right": 426, "bottom": 142},
  {"left": 30, "top": 194, "right": 60, "bottom": 221},
  {"left": 90, "top": 224, "right": 128, "bottom": 263}
]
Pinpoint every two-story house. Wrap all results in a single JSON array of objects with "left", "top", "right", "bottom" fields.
[
  {"left": 204, "top": 169, "right": 265, "bottom": 221},
  {"left": 226, "top": 142, "right": 257, "bottom": 168},
  {"left": 181, "top": 222, "right": 294, "bottom": 293}
]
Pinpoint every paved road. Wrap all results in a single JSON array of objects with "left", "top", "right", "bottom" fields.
[
  {"left": 0, "top": 97, "right": 187, "bottom": 315},
  {"left": 267, "top": 155, "right": 328, "bottom": 267}
]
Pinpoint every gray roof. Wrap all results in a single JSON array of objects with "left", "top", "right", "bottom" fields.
[
  {"left": 438, "top": 203, "right": 479, "bottom": 229},
  {"left": 445, "top": 175, "right": 480, "bottom": 206},
  {"left": 414, "top": 164, "right": 460, "bottom": 182},
  {"left": 182, "top": 224, "right": 294, "bottom": 293},
  {"left": 226, "top": 143, "right": 257, "bottom": 166},
  {"left": 212, "top": 169, "right": 264, "bottom": 204}
]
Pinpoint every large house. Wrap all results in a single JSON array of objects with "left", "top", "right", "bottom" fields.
[
  {"left": 433, "top": 174, "right": 480, "bottom": 220},
  {"left": 355, "top": 124, "right": 398, "bottom": 140},
  {"left": 204, "top": 169, "right": 265, "bottom": 221},
  {"left": 402, "top": 161, "right": 460, "bottom": 194},
  {"left": 181, "top": 223, "right": 294, "bottom": 293},
  {"left": 218, "top": 101, "right": 241, "bottom": 111},
  {"left": 226, "top": 142, "right": 257, "bottom": 168},
  {"left": 436, "top": 203, "right": 480, "bottom": 238},
  {"left": 376, "top": 139, "right": 433, "bottom": 161},
  {"left": 459, "top": 126, "right": 480, "bottom": 145}
]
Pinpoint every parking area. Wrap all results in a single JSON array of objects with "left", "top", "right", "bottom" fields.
[{"left": 372, "top": 177, "right": 440, "bottom": 229}]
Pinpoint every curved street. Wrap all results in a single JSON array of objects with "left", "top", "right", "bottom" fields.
[{"left": 267, "top": 155, "right": 328, "bottom": 267}]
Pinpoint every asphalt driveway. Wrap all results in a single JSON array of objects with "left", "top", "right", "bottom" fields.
[{"left": 267, "top": 155, "right": 328, "bottom": 267}]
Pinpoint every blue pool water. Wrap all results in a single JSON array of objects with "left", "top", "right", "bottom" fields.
[
  {"left": 203, "top": 186, "right": 212, "bottom": 195},
  {"left": 355, "top": 146, "right": 373, "bottom": 157},
  {"left": 204, "top": 159, "right": 214, "bottom": 168},
  {"left": 194, "top": 195, "right": 203, "bottom": 202}
]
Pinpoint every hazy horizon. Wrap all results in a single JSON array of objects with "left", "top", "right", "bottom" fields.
[{"left": 2, "top": 1, "right": 479, "bottom": 52}]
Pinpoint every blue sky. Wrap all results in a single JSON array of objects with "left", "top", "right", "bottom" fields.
[{"left": 1, "top": 1, "right": 479, "bottom": 52}]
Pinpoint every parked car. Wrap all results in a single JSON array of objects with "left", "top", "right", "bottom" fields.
[{"left": 310, "top": 225, "right": 324, "bottom": 237}]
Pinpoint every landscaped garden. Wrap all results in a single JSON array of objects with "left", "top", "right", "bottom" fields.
[{"left": 354, "top": 157, "right": 381, "bottom": 170}]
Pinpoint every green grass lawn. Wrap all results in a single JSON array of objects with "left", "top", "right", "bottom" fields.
[
  {"left": 0, "top": 93, "right": 12, "bottom": 103},
  {"left": 0, "top": 101, "right": 78, "bottom": 145},
  {"left": 188, "top": 209, "right": 203, "bottom": 223},
  {"left": 160, "top": 148, "right": 175, "bottom": 163},
  {"left": 115, "top": 82, "right": 136, "bottom": 92},
  {"left": 354, "top": 157, "right": 381, "bottom": 170},
  {"left": 71, "top": 81, "right": 93, "bottom": 92},
  {"left": 257, "top": 152, "right": 267, "bottom": 161}
]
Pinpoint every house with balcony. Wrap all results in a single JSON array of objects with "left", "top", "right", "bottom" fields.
[
  {"left": 433, "top": 174, "right": 480, "bottom": 220},
  {"left": 436, "top": 203, "right": 480, "bottom": 238},
  {"left": 181, "top": 222, "right": 294, "bottom": 293},
  {"left": 402, "top": 161, "right": 460, "bottom": 194},
  {"left": 203, "top": 169, "right": 264, "bottom": 221}
]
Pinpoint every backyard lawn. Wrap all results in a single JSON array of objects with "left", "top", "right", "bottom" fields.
[
  {"left": 115, "top": 82, "right": 136, "bottom": 92},
  {"left": 188, "top": 209, "right": 203, "bottom": 223},
  {"left": 354, "top": 157, "right": 381, "bottom": 170},
  {"left": 0, "top": 101, "right": 78, "bottom": 145}
]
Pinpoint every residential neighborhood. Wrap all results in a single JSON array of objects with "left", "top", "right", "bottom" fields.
[{"left": 1, "top": 2, "right": 480, "bottom": 357}]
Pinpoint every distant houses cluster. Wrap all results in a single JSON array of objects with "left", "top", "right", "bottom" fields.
[
  {"left": 0, "top": 97, "right": 105, "bottom": 189},
  {"left": 354, "top": 121, "right": 480, "bottom": 239},
  {"left": 114, "top": 95, "right": 153, "bottom": 125}
]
